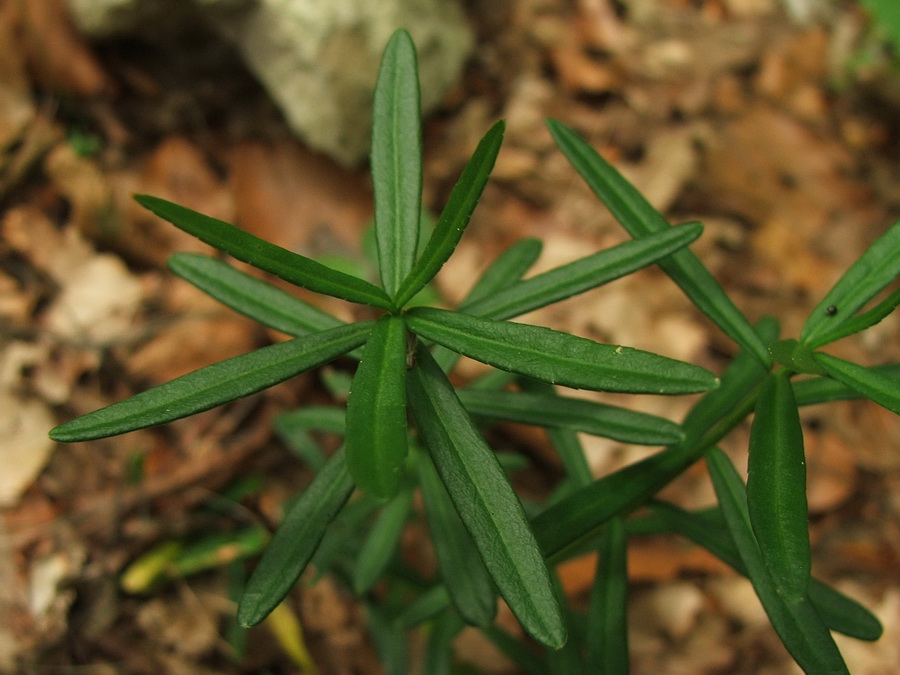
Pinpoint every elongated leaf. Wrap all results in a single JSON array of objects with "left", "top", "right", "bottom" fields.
[
  {"left": 547, "top": 119, "right": 770, "bottom": 366},
  {"left": 458, "top": 389, "right": 683, "bottom": 446},
  {"left": 50, "top": 322, "right": 373, "bottom": 442},
  {"left": 372, "top": 29, "right": 422, "bottom": 298},
  {"left": 814, "top": 352, "right": 900, "bottom": 414},
  {"left": 462, "top": 238, "right": 543, "bottom": 308},
  {"left": 805, "top": 286, "right": 900, "bottom": 349},
  {"left": 417, "top": 450, "right": 497, "bottom": 627},
  {"left": 585, "top": 517, "right": 629, "bottom": 674},
  {"left": 353, "top": 485, "right": 414, "bottom": 593},
  {"left": 463, "top": 222, "right": 703, "bottom": 321},
  {"left": 398, "top": 585, "right": 452, "bottom": 628},
  {"left": 346, "top": 315, "right": 409, "bottom": 498},
  {"left": 407, "top": 307, "right": 717, "bottom": 395},
  {"left": 802, "top": 219, "right": 900, "bottom": 348},
  {"left": 135, "top": 194, "right": 392, "bottom": 309},
  {"left": 706, "top": 447, "right": 849, "bottom": 675},
  {"left": 747, "top": 372, "right": 811, "bottom": 599},
  {"left": 238, "top": 448, "right": 355, "bottom": 626},
  {"left": 422, "top": 613, "right": 464, "bottom": 675},
  {"left": 407, "top": 348, "right": 566, "bottom": 648},
  {"left": 168, "top": 253, "right": 343, "bottom": 336},
  {"left": 792, "top": 363, "right": 900, "bottom": 406},
  {"left": 395, "top": 121, "right": 505, "bottom": 307},
  {"left": 769, "top": 339, "right": 827, "bottom": 376}
]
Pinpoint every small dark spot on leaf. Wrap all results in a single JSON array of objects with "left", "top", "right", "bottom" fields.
[{"left": 825, "top": 305, "right": 837, "bottom": 316}]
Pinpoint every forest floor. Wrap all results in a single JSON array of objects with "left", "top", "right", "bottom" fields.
[{"left": 1, "top": 0, "right": 899, "bottom": 673}]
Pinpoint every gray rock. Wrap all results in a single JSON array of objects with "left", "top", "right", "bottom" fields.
[{"left": 67, "top": 0, "right": 474, "bottom": 165}]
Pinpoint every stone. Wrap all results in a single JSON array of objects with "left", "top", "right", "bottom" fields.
[{"left": 66, "top": 0, "right": 474, "bottom": 165}]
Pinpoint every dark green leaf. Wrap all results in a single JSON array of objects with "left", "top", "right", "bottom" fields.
[
  {"left": 407, "top": 348, "right": 566, "bottom": 648},
  {"left": 346, "top": 315, "right": 409, "bottom": 498},
  {"left": 805, "top": 286, "right": 900, "bottom": 349},
  {"left": 135, "top": 194, "right": 392, "bottom": 308},
  {"left": 792, "top": 363, "right": 900, "bottom": 406},
  {"left": 462, "top": 237, "right": 543, "bottom": 308},
  {"left": 463, "top": 222, "right": 703, "bottom": 321},
  {"left": 482, "top": 625, "right": 550, "bottom": 675},
  {"left": 814, "top": 352, "right": 900, "bottom": 414},
  {"left": 394, "top": 121, "right": 505, "bottom": 307},
  {"left": 406, "top": 307, "right": 718, "bottom": 395},
  {"left": 585, "top": 517, "right": 629, "bottom": 674},
  {"left": 417, "top": 450, "right": 497, "bottom": 627},
  {"left": 237, "top": 447, "right": 355, "bottom": 626},
  {"left": 168, "top": 253, "right": 343, "bottom": 336},
  {"left": 768, "top": 339, "right": 827, "bottom": 375},
  {"left": 802, "top": 219, "right": 900, "bottom": 348},
  {"left": 706, "top": 447, "right": 849, "bottom": 675},
  {"left": 353, "top": 485, "right": 414, "bottom": 593},
  {"left": 398, "top": 585, "right": 451, "bottom": 628},
  {"left": 371, "top": 29, "right": 422, "bottom": 298},
  {"left": 547, "top": 119, "right": 770, "bottom": 366},
  {"left": 747, "top": 371, "right": 811, "bottom": 600},
  {"left": 458, "top": 389, "right": 684, "bottom": 446},
  {"left": 422, "top": 613, "right": 464, "bottom": 675},
  {"left": 50, "top": 322, "right": 373, "bottom": 442}
]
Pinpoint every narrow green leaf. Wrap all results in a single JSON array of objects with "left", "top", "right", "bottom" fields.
[
  {"left": 769, "top": 339, "right": 827, "bottom": 375},
  {"left": 706, "top": 447, "right": 850, "bottom": 675},
  {"left": 353, "top": 485, "right": 414, "bottom": 593},
  {"left": 346, "top": 315, "right": 409, "bottom": 498},
  {"left": 792, "top": 363, "right": 900, "bottom": 406},
  {"left": 50, "top": 322, "right": 373, "bottom": 442},
  {"left": 802, "top": 219, "right": 900, "bottom": 348},
  {"left": 407, "top": 348, "right": 566, "bottom": 648},
  {"left": 395, "top": 120, "right": 505, "bottom": 307},
  {"left": 407, "top": 307, "right": 717, "bottom": 395},
  {"left": 463, "top": 222, "right": 703, "bottom": 321},
  {"left": 237, "top": 448, "right": 355, "bottom": 626},
  {"left": 274, "top": 406, "right": 345, "bottom": 470},
  {"left": 458, "top": 389, "right": 684, "bottom": 446},
  {"left": 135, "top": 194, "right": 392, "bottom": 309},
  {"left": 372, "top": 29, "right": 422, "bottom": 298},
  {"left": 168, "top": 253, "right": 343, "bottom": 336},
  {"left": 422, "top": 612, "right": 464, "bottom": 675},
  {"left": 417, "top": 450, "right": 497, "bottom": 627},
  {"left": 585, "top": 517, "right": 629, "bottom": 674},
  {"left": 814, "top": 352, "right": 900, "bottom": 414},
  {"left": 805, "top": 286, "right": 900, "bottom": 349},
  {"left": 462, "top": 237, "right": 543, "bottom": 308},
  {"left": 398, "top": 585, "right": 452, "bottom": 628},
  {"left": 747, "top": 371, "right": 811, "bottom": 600},
  {"left": 547, "top": 119, "right": 770, "bottom": 366}
]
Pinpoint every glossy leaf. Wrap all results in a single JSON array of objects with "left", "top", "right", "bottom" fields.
[
  {"left": 814, "top": 352, "right": 900, "bottom": 414},
  {"left": 238, "top": 448, "right": 355, "bottom": 626},
  {"left": 585, "top": 517, "right": 629, "bottom": 674},
  {"left": 463, "top": 222, "right": 703, "bottom": 321},
  {"left": 458, "top": 389, "right": 684, "bottom": 446},
  {"left": 168, "top": 253, "right": 343, "bottom": 336},
  {"left": 394, "top": 120, "right": 505, "bottom": 307},
  {"left": 50, "top": 321, "right": 373, "bottom": 442},
  {"left": 462, "top": 237, "right": 543, "bottom": 308},
  {"left": 801, "top": 219, "right": 900, "bottom": 348},
  {"left": 407, "top": 347, "right": 566, "bottom": 648},
  {"left": 372, "top": 29, "right": 422, "bottom": 298},
  {"left": 747, "top": 371, "right": 811, "bottom": 600},
  {"left": 417, "top": 449, "right": 497, "bottom": 627},
  {"left": 706, "top": 447, "right": 849, "bottom": 675},
  {"left": 346, "top": 315, "right": 409, "bottom": 498},
  {"left": 135, "top": 194, "right": 392, "bottom": 309},
  {"left": 547, "top": 119, "right": 770, "bottom": 366},
  {"left": 353, "top": 485, "right": 414, "bottom": 593},
  {"left": 406, "top": 307, "right": 718, "bottom": 394},
  {"left": 804, "top": 286, "right": 900, "bottom": 349}
]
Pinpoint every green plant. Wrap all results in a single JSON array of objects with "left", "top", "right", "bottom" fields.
[{"left": 49, "top": 28, "right": 899, "bottom": 673}]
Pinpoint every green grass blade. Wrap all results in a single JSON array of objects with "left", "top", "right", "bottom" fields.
[
  {"left": 353, "top": 485, "right": 414, "bottom": 593},
  {"left": 417, "top": 450, "right": 497, "bottom": 627},
  {"left": 706, "top": 447, "right": 850, "bottom": 675},
  {"left": 458, "top": 389, "right": 684, "bottom": 446},
  {"left": 371, "top": 29, "right": 422, "bottom": 298},
  {"left": 547, "top": 119, "right": 770, "bottom": 366},
  {"left": 168, "top": 253, "right": 343, "bottom": 336},
  {"left": 346, "top": 315, "right": 409, "bottom": 498},
  {"left": 802, "top": 219, "right": 900, "bottom": 348},
  {"left": 407, "top": 348, "right": 566, "bottom": 648},
  {"left": 406, "top": 307, "right": 718, "bottom": 395},
  {"left": 747, "top": 371, "right": 811, "bottom": 600},
  {"left": 792, "top": 363, "right": 900, "bottom": 406},
  {"left": 462, "top": 237, "right": 543, "bottom": 308},
  {"left": 50, "top": 322, "right": 373, "bottom": 442},
  {"left": 135, "top": 194, "right": 392, "bottom": 309},
  {"left": 805, "top": 286, "right": 900, "bottom": 349},
  {"left": 585, "top": 517, "right": 629, "bottom": 674},
  {"left": 237, "top": 447, "right": 355, "bottom": 626},
  {"left": 395, "top": 120, "right": 505, "bottom": 307},
  {"left": 813, "top": 352, "right": 900, "bottom": 414},
  {"left": 463, "top": 222, "right": 703, "bottom": 321}
]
